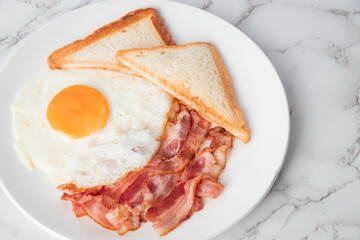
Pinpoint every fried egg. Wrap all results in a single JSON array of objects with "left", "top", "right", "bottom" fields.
[{"left": 12, "top": 69, "right": 172, "bottom": 188}]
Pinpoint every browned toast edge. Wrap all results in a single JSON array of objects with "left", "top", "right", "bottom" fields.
[{"left": 47, "top": 8, "right": 175, "bottom": 71}]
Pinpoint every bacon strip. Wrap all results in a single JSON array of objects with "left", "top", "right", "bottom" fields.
[
  {"left": 147, "top": 174, "right": 179, "bottom": 203},
  {"left": 191, "top": 197, "right": 204, "bottom": 212},
  {"left": 187, "top": 149, "right": 223, "bottom": 179},
  {"left": 101, "top": 171, "right": 143, "bottom": 207},
  {"left": 158, "top": 110, "right": 191, "bottom": 158},
  {"left": 58, "top": 183, "right": 103, "bottom": 195},
  {"left": 119, "top": 172, "right": 149, "bottom": 205},
  {"left": 82, "top": 196, "right": 116, "bottom": 230},
  {"left": 146, "top": 155, "right": 189, "bottom": 176},
  {"left": 107, "top": 172, "right": 150, "bottom": 234},
  {"left": 106, "top": 205, "right": 140, "bottom": 235},
  {"left": 72, "top": 202, "right": 86, "bottom": 217},
  {"left": 195, "top": 177, "right": 224, "bottom": 199},
  {"left": 146, "top": 176, "right": 203, "bottom": 236},
  {"left": 207, "top": 127, "right": 233, "bottom": 149},
  {"left": 182, "top": 127, "right": 233, "bottom": 181},
  {"left": 180, "top": 110, "right": 210, "bottom": 159}
]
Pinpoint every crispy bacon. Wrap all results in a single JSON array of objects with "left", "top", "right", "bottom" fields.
[
  {"left": 61, "top": 192, "right": 92, "bottom": 206},
  {"left": 196, "top": 177, "right": 224, "bottom": 199},
  {"left": 158, "top": 110, "right": 191, "bottom": 158},
  {"left": 118, "top": 172, "right": 152, "bottom": 219},
  {"left": 58, "top": 183, "right": 103, "bottom": 195},
  {"left": 182, "top": 127, "right": 233, "bottom": 181},
  {"left": 208, "top": 127, "right": 233, "bottom": 148},
  {"left": 72, "top": 202, "right": 86, "bottom": 217},
  {"left": 146, "top": 176, "right": 203, "bottom": 236},
  {"left": 119, "top": 172, "right": 149, "bottom": 205},
  {"left": 82, "top": 196, "right": 116, "bottom": 230},
  {"left": 146, "top": 155, "right": 189, "bottom": 176},
  {"left": 105, "top": 172, "right": 150, "bottom": 233},
  {"left": 101, "top": 171, "right": 143, "bottom": 207},
  {"left": 59, "top": 103, "right": 234, "bottom": 236},
  {"left": 180, "top": 110, "right": 210, "bottom": 159},
  {"left": 191, "top": 197, "right": 204, "bottom": 212},
  {"left": 147, "top": 174, "right": 179, "bottom": 203},
  {"left": 184, "top": 149, "right": 223, "bottom": 180},
  {"left": 106, "top": 205, "right": 140, "bottom": 235}
]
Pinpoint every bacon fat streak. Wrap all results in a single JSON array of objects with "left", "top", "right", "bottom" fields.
[{"left": 58, "top": 102, "right": 233, "bottom": 236}]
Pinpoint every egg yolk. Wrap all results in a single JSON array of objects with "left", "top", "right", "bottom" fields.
[{"left": 47, "top": 85, "right": 109, "bottom": 139}]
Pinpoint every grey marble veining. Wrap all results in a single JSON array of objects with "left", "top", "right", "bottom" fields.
[{"left": 1, "top": 0, "right": 360, "bottom": 239}]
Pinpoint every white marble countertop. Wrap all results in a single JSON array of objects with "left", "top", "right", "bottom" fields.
[{"left": 1, "top": 0, "right": 360, "bottom": 239}]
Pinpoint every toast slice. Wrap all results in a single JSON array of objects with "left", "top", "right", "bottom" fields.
[
  {"left": 116, "top": 42, "right": 249, "bottom": 143},
  {"left": 47, "top": 8, "right": 175, "bottom": 74}
]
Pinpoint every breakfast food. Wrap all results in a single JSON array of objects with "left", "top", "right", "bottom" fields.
[
  {"left": 59, "top": 101, "right": 233, "bottom": 235},
  {"left": 47, "top": 8, "right": 175, "bottom": 74},
  {"left": 116, "top": 42, "right": 249, "bottom": 143},
  {"left": 12, "top": 7, "right": 249, "bottom": 238},
  {"left": 12, "top": 69, "right": 172, "bottom": 187}
]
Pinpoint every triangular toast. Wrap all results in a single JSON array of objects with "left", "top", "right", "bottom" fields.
[
  {"left": 116, "top": 42, "right": 249, "bottom": 143},
  {"left": 47, "top": 8, "right": 175, "bottom": 74}
]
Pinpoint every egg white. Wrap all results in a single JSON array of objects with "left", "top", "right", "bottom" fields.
[{"left": 12, "top": 69, "right": 172, "bottom": 188}]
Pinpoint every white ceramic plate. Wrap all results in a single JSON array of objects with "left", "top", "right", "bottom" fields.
[{"left": 0, "top": 0, "right": 289, "bottom": 239}]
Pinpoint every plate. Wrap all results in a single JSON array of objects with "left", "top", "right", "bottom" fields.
[{"left": 0, "top": 0, "right": 289, "bottom": 239}]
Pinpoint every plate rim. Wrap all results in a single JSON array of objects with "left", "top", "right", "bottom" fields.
[{"left": 0, "top": 0, "right": 290, "bottom": 239}]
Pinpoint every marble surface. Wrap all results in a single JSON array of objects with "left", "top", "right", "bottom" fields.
[{"left": 1, "top": 0, "right": 360, "bottom": 239}]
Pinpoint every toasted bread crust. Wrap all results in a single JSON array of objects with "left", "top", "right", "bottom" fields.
[
  {"left": 47, "top": 8, "right": 175, "bottom": 72},
  {"left": 207, "top": 43, "right": 249, "bottom": 142},
  {"left": 147, "top": 9, "right": 175, "bottom": 46},
  {"left": 116, "top": 42, "right": 249, "bottom": 143}
]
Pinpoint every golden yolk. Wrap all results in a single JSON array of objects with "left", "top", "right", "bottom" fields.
[{"left": 47, "top": 85, "right": 109, "bottom": 139}]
